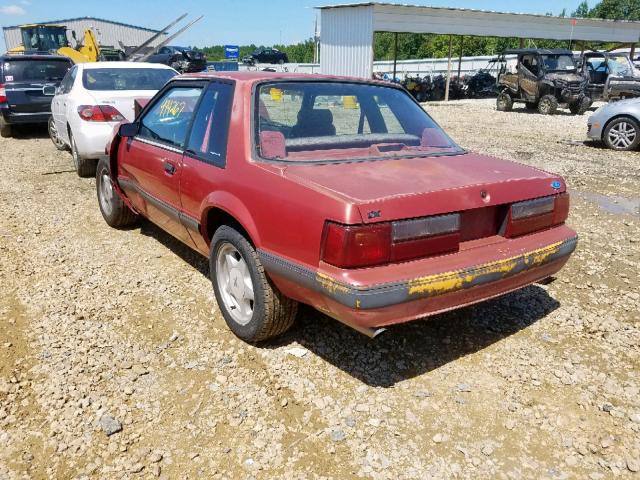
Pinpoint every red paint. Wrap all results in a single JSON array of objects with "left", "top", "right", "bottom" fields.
[{"left": 108, "top": 72, "right": 577, "bottom": 329}]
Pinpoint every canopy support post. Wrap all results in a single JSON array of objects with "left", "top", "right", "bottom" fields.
[
  {"left": 445, "top": 34, "right": 453, "bottom": 102},
  {"left": 392, "top": 32, "right": 398, "bottom": 81},
  {"left": 457, "top": 35, "right": 464, "bottom": 79}
]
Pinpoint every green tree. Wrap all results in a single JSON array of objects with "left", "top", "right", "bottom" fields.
[
  {"left": 573, "top": 1, "right": 590, "bottom": 17},
  {"left": 588, "top": 0, "right": 640, "bottom": 20}
]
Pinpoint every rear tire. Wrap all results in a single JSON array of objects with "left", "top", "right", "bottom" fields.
[
  {"left": 48, "top": 117, "right": 67, "bottom": 150},
  {"left": 210, "top": 225, "right": 298, "bottom": 343},
  {"left": 603, "top": 116, "right": 640, "bottom": 151},
  {"left": 96, "top": 157, "right": 138, "bottom": 228},
  {"left": 0, "top": 118, "right": 12, "bottom": 138},
  {"left": 70, "top": 131, "right": 96, "bottom": 177},
  {"left": 537, "top": 95, "right": 558, "bottom": 115},
  {"left": 496, "top": 92, "right": 513, "bottom": 112}
]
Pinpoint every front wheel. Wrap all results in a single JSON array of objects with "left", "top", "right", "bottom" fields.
[
  {"left": 496, "top": 92, "right": 513, "bottom": 112},
  {"left": 96, "top": 157, "right": 138, "bottom": 228},
  {"left": 603, "top": 117, "right": 640, "bottom": 151},
  {"left": 569, "top": 97, "right": 592, "bottom": 115},
  {"left": 210, "top": 225, "right": 298, "bottom": 342},
  {"left": 537, "top": 95, "right": 558, "bottom": 115}
]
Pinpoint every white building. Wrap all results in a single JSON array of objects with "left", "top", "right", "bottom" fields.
[{"left": 3, "top": 17, "right": 166, "bottom": 51}]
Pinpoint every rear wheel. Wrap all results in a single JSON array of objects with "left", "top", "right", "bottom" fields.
[
  {"left": 603, "top": 116, "right": 640, "bottom": 151},
  {"left": 537, "top": 95, "right": 558, "bottom": 115},
  {"left": 96, "top": 157, "right": 138, "bottom": 228},
  {"left": 210, "top": 225, "right": 298, "bottom": 342},
  {"left": 48, "top": 117, "right": 67, "bottom": 150},
  {"left": 496, "top": 92, "right": 513, "bottom": 111},
  {"left": 0, "top": 117, "right": 11, "bottom": 138},
  {"left": 70, "top": 131, "right": 96, "bottom": 177}
]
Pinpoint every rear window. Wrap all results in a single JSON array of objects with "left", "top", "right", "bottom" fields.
[
  {"left": 255, "top": 81, "right": 462, "bottom": 163},
  {"left": 2, "top": 59, "right": 71, "bottom": 82},
  {"left": 82, "top": 68, "right": 176, "bottom": 91}
]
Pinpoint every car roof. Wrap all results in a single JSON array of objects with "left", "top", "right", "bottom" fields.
[
  {"left": 174, "top": 71, "right": 395, "bottom": 86},
  {"left": 79, "top": 61, "right": 177, "bottom": 70},
  {"left": 1, "top": 53, "right": 72, "bottom": 62},
  {"left": 502, "top": 48, "right": 574, "bottom": 55}
]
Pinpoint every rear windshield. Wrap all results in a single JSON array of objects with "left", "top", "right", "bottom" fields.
[
  {"left": 82, "top": 68, "right": 176, "bottom": 91},
  {"left": 2, "top": 59, "right": 71, "bottom": 82},
  {"left": 255, "top": 81, "right": 462, "bottom": 162}
]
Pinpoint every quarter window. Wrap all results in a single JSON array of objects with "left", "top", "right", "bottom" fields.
[
  {"left": 59, "top": 66, "right": 77, "bottom": 94},
  {"left": 186, "top": 82, "right": 234, "bottom": 167},
  {"left": 138, "top": 87, "right": 202, "bottom": 148}
]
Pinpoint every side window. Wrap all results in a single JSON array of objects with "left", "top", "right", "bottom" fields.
[
  {"left": 139, "top": 87, "right": 202, "bottom": 148},
  {"left": 186, "top": 82, "right": 234, "bottom": 167},
  {"left": 59, "top": 66, "right": 76, "bottom": 94}
]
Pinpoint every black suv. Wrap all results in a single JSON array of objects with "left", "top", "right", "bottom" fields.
[
  {"left": 242, "top": 47, "right": 288, "bottom": 65},
  {"left": 496, "top": 49, "right": 591, "bottom": 115},
  {"left": 0, "top": 54, "right": 73, "bottom": 137}
]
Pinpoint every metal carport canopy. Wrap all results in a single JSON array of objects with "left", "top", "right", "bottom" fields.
[{"left": 318, "top": 2, "right": 640, "bottom": 78}]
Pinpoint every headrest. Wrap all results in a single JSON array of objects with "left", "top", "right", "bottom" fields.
[{"left": 297, "top": 108, "right": 333, "bottom": 125}]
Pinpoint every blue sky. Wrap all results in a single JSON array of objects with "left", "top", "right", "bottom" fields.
[{"left": 1, "top": 0, "right": 586, "bottom": 52}]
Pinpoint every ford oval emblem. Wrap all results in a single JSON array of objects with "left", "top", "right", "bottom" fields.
[{"left": 551, "top": 180, "right": 562, "bottom": 190}]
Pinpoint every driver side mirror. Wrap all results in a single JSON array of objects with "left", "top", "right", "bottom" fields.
[{"left": 119, "top": 122, "right": 139, "bottom": 138}]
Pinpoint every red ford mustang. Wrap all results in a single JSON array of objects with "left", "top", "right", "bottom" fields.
[{"left": 98, "top": 72, "right": 577, "bottom": 342}]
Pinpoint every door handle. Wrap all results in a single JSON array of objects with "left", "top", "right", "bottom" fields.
[{"left": 163, "top": 160, "right": 177, "bottom": 175}]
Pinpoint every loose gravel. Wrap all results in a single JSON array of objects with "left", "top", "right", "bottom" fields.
[{"left": 0, "top": 99, "right": 638, "bottom": 479}]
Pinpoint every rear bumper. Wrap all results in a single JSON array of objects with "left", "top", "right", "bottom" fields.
[
  {"left": 0, "top": 107, "right": 50, "bottom": 125},
  {"left": 259, "top": 226, "right": 577, "bottom": 329},
  {"left": 72, "top": 121, "right": 119, "bottom": 159}
]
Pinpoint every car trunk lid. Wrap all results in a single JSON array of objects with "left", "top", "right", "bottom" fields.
[
  {"left": 281, "top": 152, "right": 564, "bottom": 224},
  {"left": 87, "top": 90, "right": 155, "bottom": 122},
  {"left": 2, "top": 58, "right": 69, "bottom": 114}
]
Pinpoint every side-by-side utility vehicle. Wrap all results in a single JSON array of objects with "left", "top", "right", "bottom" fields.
[
  {"left": 496, "top": 49, "right": 591, "bottom": 115},
  {"left": 98, "top": 72, "right": 577, "bottom": 342}
]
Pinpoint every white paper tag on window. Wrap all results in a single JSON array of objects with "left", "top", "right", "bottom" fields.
[{"left": 5, "top": 75, "right": 13, "bottom": 82}]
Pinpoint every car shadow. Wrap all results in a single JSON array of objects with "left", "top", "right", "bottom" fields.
[
  {"left": 8, "top": 124, "right": 49, "bottom": 140},
  {"left": 137, "top": 219, "right": 560, "bottom": 387},
  {"left": 516, "top": 107, "right": 579, "bottom": 117},
  {"left": 276, "top": 286, "right": 559, "bottom": 387}
]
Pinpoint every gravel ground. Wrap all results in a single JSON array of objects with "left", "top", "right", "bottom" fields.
[{"left": 0, "top": 99, "right": 638, "bottom": 479}]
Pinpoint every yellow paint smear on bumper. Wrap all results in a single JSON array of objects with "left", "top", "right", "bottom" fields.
[{"left": 407, "top": 240, "right": 564, "bottom": 296}]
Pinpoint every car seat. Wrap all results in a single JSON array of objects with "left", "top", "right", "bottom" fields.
[{"left": 291, "top": 108, "right": 336, "bottom": 138}]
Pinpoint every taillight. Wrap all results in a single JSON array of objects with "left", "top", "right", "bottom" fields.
[
  {"left": 0, "top": 84, "right": 7, "bottom": 103},
  {"left": 77, "top": 105, "right": 125, "bottom": 122},
  {"left": 321, "top": 213, "right": 461, "bottom": 268},
  {"left": 506, "top": 193, "right": 569, "bottom": 237},
  {"left": 321, "top": 222, "right": 392, "bottom": 268}
]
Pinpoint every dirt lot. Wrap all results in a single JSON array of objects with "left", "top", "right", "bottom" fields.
[{"left": 0, "top": 99, "right": 638, "bottom": 479}]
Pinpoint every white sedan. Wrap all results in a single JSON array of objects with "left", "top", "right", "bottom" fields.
[{"left": 48, "top": 62, "right": 177, "bottom": 177}]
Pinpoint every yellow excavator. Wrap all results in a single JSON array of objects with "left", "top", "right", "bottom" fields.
[{"left": 7, "top": 24, "right": 124, "bottom": 62}]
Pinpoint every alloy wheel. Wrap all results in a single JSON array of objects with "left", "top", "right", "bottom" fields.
[
  {"left": 98, "top": 171, "right": 114, "bottom": 216},
  {"left": 216, "top": 242, "right": 254, "bottom": 326},
  {"left": 48, "top": 118, "right": 65, "bottom": 149},
  {"left": 608, "top": 121, "right": 637, "bottom": 149}
]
